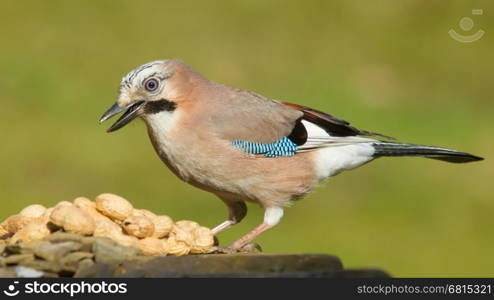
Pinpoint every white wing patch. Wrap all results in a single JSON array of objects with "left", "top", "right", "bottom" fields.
[
  {"left": 313, "top": 143, "right": 375, "bottom": 180},
  {"left": 297, "top": 120, "right": 377, "bottom": 152},
  {"left": 299, "top": 120, "right": 377, "bottom": 180}
]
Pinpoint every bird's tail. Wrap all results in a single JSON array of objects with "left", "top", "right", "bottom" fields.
[{"left": 372, "top": 142, "right": 483, "bottom": 163}]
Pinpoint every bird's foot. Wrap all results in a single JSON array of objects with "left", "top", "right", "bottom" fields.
[
  {"left": 240, "top": 243, "right": 262, "bottom": 253},
  {"left": 211, "top": 243, "right": 262, "bottom": 254}
]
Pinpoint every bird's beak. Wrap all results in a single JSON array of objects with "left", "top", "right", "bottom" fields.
[{"left": 99, "top": 101, "right": 145, "bottom": 132}]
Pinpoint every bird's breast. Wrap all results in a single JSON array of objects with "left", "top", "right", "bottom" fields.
[
  {"left": 144, "top": 112, "right": 193, "bottom": 179},
  {"left": 143, "top": 111, "right": 226, "bottom": 189},
  {"left": 142, "top": 111, "right": 319, "bottom": 205}
]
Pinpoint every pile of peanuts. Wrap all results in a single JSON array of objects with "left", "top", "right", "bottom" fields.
[{"left": 0, "top": 193, "right": 215, "bottom": 256}]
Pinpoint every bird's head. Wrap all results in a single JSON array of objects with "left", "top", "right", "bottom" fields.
[{"left": 99, "top": 60, "right": 194, "bottom": 132}]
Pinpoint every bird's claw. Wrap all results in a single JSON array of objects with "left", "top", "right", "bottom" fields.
[{"left": 240, "top": 242, "right": 263, "bottom": 253}]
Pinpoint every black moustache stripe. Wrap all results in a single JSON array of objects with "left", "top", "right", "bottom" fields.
[{"left": 144, "top": 99, "right": 177, "bottom": 114}]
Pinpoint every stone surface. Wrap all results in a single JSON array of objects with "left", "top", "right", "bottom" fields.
[
  {"left": 74, "top": 262, "right": 117, "bottom": 278},
  {"left": 5, "top": 244, "right": 22, "bottom": 255},
  {"left": 0, "top": 231, "right": 390, "bottom": 278},
  {"left": 43, "top": 232, "right": 84, "bottom": 243},
  {"left": 35, "top": 241, "right": 82, "bottom": 261},
  {"left": 0, "top": 267, "right": 16, "bottom": 277},
  {"left": 4, "top": 254, "right": 35, "bottom": 265},
  {"left": 92, "top": 237, "right": 141, "bottom": 265},
  {"left": 73, "top": 258, "right": 94, "bottom": 277},
  {"left": 116, "top": 254, "right": 346, "bottom": 278},
  {"left": 0, "top": 242, "right": 6, "bottom": 255},
  {"left": 21, "top": 259, "right": 61, "bottom": 273},
  {"left": 59, "top": 252, "right": 94, "bottom": 272},
  {"left": 21, "top": 240, "right": 46, "bottom": 254}
]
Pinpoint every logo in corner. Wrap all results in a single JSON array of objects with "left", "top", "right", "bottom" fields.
[
  {"left": 449, "top": 9, "right": 485, "bottom": 43},
  {"left": 3, "top": 281, "right": 20, "bottom": 297}
]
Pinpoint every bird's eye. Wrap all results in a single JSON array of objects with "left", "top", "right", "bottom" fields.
[{"left": 144, "top": 78, "right": 159, "bottom": 92}]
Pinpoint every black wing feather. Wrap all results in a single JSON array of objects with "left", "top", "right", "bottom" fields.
[{"left": 283, "top": 102, "right": 394, "bottom": 140}]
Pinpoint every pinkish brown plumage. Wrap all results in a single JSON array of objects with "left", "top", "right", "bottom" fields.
[{"left": 100, "top": 60, "right": 483, "bottom": 251}]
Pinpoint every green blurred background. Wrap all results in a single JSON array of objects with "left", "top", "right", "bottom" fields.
[{"left": 0, "top": 1, "right": 492, "bottom": 276}]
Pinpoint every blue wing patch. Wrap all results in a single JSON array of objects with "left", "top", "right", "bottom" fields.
[{"left": 232, "top": 137, "right": 298, "bottom": 157}]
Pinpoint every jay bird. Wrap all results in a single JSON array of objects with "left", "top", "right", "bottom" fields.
[{"left": 100, "top": 60, "right": 483, "bottom": 251}]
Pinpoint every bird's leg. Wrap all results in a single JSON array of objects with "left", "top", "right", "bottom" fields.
[
  {"left": 212, "top": 200, "right": 247, "bottom": 235},
  {"left": 229, "top": 223, "right": 272, "bottom": 250},
  {"left": 211, "top": 220, "right": 235, "bottom": 235},
  {"left": 229, "top": 206, "right": 284, "bottom": 250}
]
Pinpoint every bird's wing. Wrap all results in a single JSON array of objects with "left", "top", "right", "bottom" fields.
[
  {"left": 209, "top": 88, "right": 393, "bottom": 156},
  {"left": 210, "top": 88, "right": 303, "bottom": 144},
  {"left": 281, "top": 102, "right": 395, "bottom": 152},
  {"left": 282, "top": 102, "right": 394, "bottom": 140}
]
